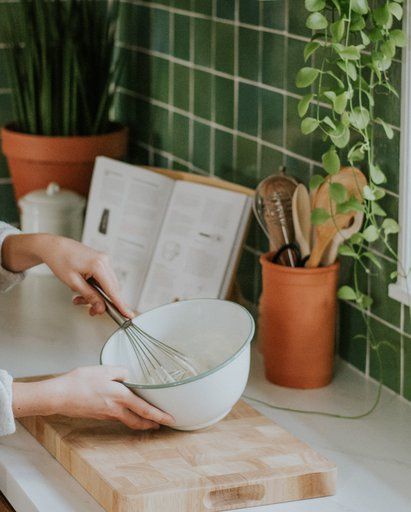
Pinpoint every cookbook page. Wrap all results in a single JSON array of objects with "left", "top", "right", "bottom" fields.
[
  {"left": 137, "top": 181, "right": 249, "bottom": 312},
  {"left": 82, "top": 157, "right": 175, "bottom": 310}
]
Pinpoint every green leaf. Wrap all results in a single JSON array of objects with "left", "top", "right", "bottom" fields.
[
  {"left": 363, "top": 251, "right": 382, "bottom": 269},
  {"left": 351, "top": 233, "right": 364, "bottom": 245},
  {"left": 375, "top": 117, "right": 394, "bottom": 139},
  {"left": 390, "top": 29, "right": 407, "bottom": 47},
  {"left": 337, "top": 285, "right": 357, "bottom": 300},
  {"left": 338, "top": 245, "right": 358, "bottom": 257},
  {"left": 301, "top": 117, "right": 319, "bottom": 134},
  {"left": 304, "top": 41, "right": 321, "bottom": 61},
  {"left": 373, "top": 5, "right": 392, "bottom": 27},
  {"left": 351, "top": 0, "right": 369, "bottom": 15},
  {"left": 306, "top": 12, "right": 328, "bottom": 30},
  {"left": 296, "top": 67, "right": 320, "bottom": 88},
  {"left": 388, "top": 2, "right": 403, "bottom": 20},
  {"left": 362, "top": 225, "right": 379, "bottom": 242},
  {"left": 330, "top": 19, "right": 345, "bottom": 42},
  {"left": 334, "top": 92, "right": 348, "bottom": 114},
  {"left": 363, "top": 185, "right": 376, "bottom": 200},
  {"left": 337, "top": 196, "right": 363, "bottom": 214},
  {"left": 374, "top": 187, "right": 386, "bottom": 200},
  {"left": 330, "top": 124, "right": 350, "bottom": 148},
  {"left": 329, "top": 182, "right": 348, "bottom": 203},
  {"left": 348, "top": 144, "right": 365, "bottom": 163},
  {"left": 337, "top": 60, "right": 357, "bottom": 81},
  {"left": 371, "top": 201, "right": 386, "bottom": 217},
  {"left": 360, "top": 31, "right": 370, "bottom": 46},
  {"left": 337, "top": 45, "right": 361, "bottom": 61},
  {"left": 311, "top": 208, "right": 331, "bottom": 225},
  {"left": 381, "top": 39, "right": 396, "bottom": 59},
  {"left": 305, "top": 0, "right": 326, "bottom": 11},
  {"left": 298, "top": 93, "right": 314, "bottom": 117},
  {"left": 349, "top": 107, "right": 370, "bottom": 130},
  {"left": 309, "top": 174, "right": 325, "bottom": 190},
  {"left": 322, "top": 146, "right": 340, "bottom": 174},
  {"left": 322, "top": 116, "right": 336, "bottom": 130},
  {"left": 370, "top": 164, "right": 387, "bottom": 185},
  {"left": 390, "top": 270, "right": 398, "bottom": 280},
  {"left": 382, "top": 218, "right": 399, "bottom": 235},
  {"left": 358, "top": 294, "right": 373, "bottom": 308}
]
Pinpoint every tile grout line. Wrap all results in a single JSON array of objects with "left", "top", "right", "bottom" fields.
[
  {"left": 187, "top": 1, "right": 195, "bottom": 173},
  {"left": 167, "top": 7, "right": 175, "bottom": 169},
  {"left": 232, "top": 0, "right": 240, "bottom": 176},
  {"left": 282, "top": 0, "right": 289, "bottom": 168}
]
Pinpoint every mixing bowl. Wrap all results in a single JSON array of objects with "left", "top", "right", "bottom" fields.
[{"left": 100, "top": 298, "right": 255, "bottom": 430}]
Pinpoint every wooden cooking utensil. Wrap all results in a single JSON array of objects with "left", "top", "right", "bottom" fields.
[
  {"left": 292, "top": 184, "right": 312, "bottom": 258},
  {"left": 321, "top": 211, "right": 364, "bottom": 266},
  {"left": 306, "top": 167, "right": 367, "bottom": 268}
]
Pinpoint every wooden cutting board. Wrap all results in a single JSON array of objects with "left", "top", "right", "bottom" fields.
[{"left": 19, "top": 400, "right": 336, "bottom": 511}]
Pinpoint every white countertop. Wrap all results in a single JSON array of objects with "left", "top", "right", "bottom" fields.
[{"left": 1, "top": 275, "right": 410, "bottom": 512}]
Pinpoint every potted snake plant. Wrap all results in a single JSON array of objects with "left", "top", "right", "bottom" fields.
[{"left": 0, "top": 0, "right": 128, "bottom": 199}]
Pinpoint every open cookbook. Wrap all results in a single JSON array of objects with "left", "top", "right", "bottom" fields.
[{"left": 82, "top": 157, "right": 252, "bottom": 312}]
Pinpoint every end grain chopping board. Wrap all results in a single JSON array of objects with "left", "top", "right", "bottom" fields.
[{"left": 19, "top": 400, "right": 336, "bottom": 511}]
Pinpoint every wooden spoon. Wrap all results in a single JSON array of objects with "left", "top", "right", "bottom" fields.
[
  {"left": 321, "top": 211, "right": 364, "bottom": 266},
  {"left": 306, "top": 167, "right": 367, "bottom": 268},
  {"left": 292, "top": 184, "right": 312, "bottom": 258}
]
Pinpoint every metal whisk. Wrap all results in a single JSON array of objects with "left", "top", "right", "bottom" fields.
[{"left": 89, "top": 279, "right": 199, "bottom": 385}]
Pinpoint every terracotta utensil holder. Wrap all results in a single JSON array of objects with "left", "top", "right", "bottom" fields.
[{"left": 259, "top": 252, "right": 339, "bottom": 389}]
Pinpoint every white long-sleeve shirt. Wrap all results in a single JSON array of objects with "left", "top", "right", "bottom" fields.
[{"left": 0, "top": 222, "right": 25, "bottom": 435}]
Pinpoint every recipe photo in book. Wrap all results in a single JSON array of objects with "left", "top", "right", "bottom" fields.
[{"left": 82, "top": 157, "right": 251, "bottom": 312}]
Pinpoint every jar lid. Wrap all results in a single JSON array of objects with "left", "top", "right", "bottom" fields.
[{"left": 18, "top": 182, "right": 86, "bottom": 209}]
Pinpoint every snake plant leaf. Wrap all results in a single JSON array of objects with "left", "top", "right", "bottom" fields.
[
  {"left": 322, "top": 146, "right": 340, "bottom": 175},
  {"left": 306, "top": 12, "right": 328, "bottom": 30},
  {"left": 296, "top": 67, "right": 320, "bottom": 88}
]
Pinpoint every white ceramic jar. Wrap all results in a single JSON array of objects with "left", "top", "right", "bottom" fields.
[{"left": 18, "top": 182, "right": 86, "bottom": 240}]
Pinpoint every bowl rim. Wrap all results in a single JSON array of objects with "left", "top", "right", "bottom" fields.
[{"left": 100, "top": 297, "right": 255, "bottom": 389}]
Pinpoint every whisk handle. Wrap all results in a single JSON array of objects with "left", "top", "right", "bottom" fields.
[{"left": 87, "top": 278, "right": 130, "bottom": 328}]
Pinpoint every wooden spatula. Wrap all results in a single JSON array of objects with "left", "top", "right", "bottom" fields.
[{"left": 306, "top": 167, "right": 367, "bottom": 268}]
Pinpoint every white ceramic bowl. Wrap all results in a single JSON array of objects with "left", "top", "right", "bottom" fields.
[{"left": 100, "top": 299, "right": 255, "bottom": 430}]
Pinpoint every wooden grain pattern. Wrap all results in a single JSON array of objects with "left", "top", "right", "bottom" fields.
[
  {"left": 19, "top": 400, "right": 336, "bottom": 512},
  {"left": 0, "top": 493, "right": 15, "bottom": 512}
]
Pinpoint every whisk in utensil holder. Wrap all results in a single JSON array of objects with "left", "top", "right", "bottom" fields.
[{"left": 259, "top": 252, "right": 339, "bottom": 389}]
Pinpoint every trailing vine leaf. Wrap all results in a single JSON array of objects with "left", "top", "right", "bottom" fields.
[
  {"left": 337, "top": 286, "right": 357, "bottom": 300},
  {"left": 362, "top": 225, "right": 379, "bottom": 242},
  {"left": 337, "top": 60, "right": 357, "bottom": 81},
  {"left": 390, "top": 29, "right": 407, "bottom": 47},
  {"left": 370, "top": 164, "right": 386, "bottom": 185},
  {"left": 306, "top": 12, "right": 328, "bottom": 30},
  {"left": 388, "top": 2, "right": 403, "bottom": 20},
  {"left": 305, "top": 0, "right": 325, "bottom": 12},
  {"left": 329, "top": 182, "right": 348, "bottom": 203},
  {"left": 363, "top": 252, "right": 383, "bottom": 269},
  {"left": 382, "top": 218, "right": 399, "bottom": 235},
  {"left": 298, "top": 93, "right": 315, "bottom": 117},
  {"left": 301, "top": 117, "right": 319, "bottom": 134},
  {"left": 309, "top": 174, "right": 325, "bottom": 190},
  {"left": 331, "top": 19, "right": 345, "bottom": 42},
  {"left": 371, "top": 202, "right": 387, "bottom": 217},
  {"left": 296, "top": 67, "right": 320, "bottom": 88},
  {"left": 338, "top": 245, "right": 358, "bottom": 257},
  {"left": 349, "top": 107, "right": 370, "bottom": 130},
  {"left": 304, "top": 41, "right": 321, "bottom": 61},
  {"left": 351, "top": 0, "right": 369, "bottom": 15},
  {"left": 311, "top": 208, "right": 331, "bottom": 225},
  {"left": 375, "top": 118, "right": 394, "bottom": 140},
  {"left": 373, "top": 4, "right": 392, "bottom": 28},
  {"left": 322, "top": 146, "right": 340, "bottom": 174}
]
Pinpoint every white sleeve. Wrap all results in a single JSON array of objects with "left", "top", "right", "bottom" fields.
[
  {"left": 0, "top": 221, "right": 25, "bottom": 292},
  {"left": 0, "top": 370, "right": 15, "bottom": 436}
]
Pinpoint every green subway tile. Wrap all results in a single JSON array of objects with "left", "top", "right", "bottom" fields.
[
  {"left": 239, "top": 28, "right": 259, "bottom": 81},
  {"left": 153, "top": 152, "right": 169, "bottom": 168},
  {"left": 215, "top": 22, "right": 234, "bottom": 75},
  {"left": 135, "top": 52, "right": 150, "bottom": 97},
  {"left": 285, "top": 156, "right": 310, "bottom": 186},
  {"left": 214, "top": 76, "right": 234, "bottom": 128},
  {"left": 370, "top": 256, "right": 401, "bottom": 328},
  {"left": 369, "top": 318, "right": 401, "bottom": 393},
  {"left": 193, "top": 0, "right": 212, "bottom": 15},
  {"left": 261, "top": 145, "right": 283, "bottom": 179},
  {"left": 262, "top": 33, "right": 285, "bottom": 89},
  {"left": 150, "top": 8, "right": 170, "bottom": 54},
  {"left": 172, "top": 113, "right": 190, "bottom": 161},
  {"left": 150, "top": 56, "right": 170, "bottom": 103},
  {"left": 0, "top": 184, "right": 18, "bottom": 224},
  {"left": 214, "top": 129, "right": 234, "bottom": 182},
  {"left": 373, "top": 125, "right": 400, "bottom": 195},
  {"left": 238, "top": 83, "right": 259, "bottom": 136},
  {"left": 172, "top": 160, "right": 189, "bottom": 172},
  {"left": 261, "top": 89, "right": 283, "bottom": 146},
  {"left": 236, "top": 136, "right": 258, "bottom": 188},
  {"left": 216, "top": 0, "right": 235, "bottom": 20},
  {"left": 239, "top": 0, "right": 259, "bottom": 25},
  {"left": 287, "top": 37, "right": 307, "bottom": 94},
  {"left": 262, "top": 0, "right": 285, "bottom": 30},
  {"left": 172, "top": 0, "right": 191, "bottom": 10},
  {"left": 150, "top": 104, "right": 170, "bottom": 152},
  {"left": 286, "top": 97, "right": 313, "bottom": 158},
  {"left": 237, "top": 250, "right": 258, "bottom": 303},
  {"left": 174, "top": 14, "right": 190, "bottom": 61},
  {"left": 173, "top": 63, "right": 190, "bottom": 111},
  {"left": 339, "top": 302, "right": 367, "bottom": 371},
  {"left": 403, "top": 334, "right": 411, "bottom": 400},
  {"left": 194, "top": 70, "right": 212, "bottom": 119},
  {"left": 194, "top": 18, "right": 212, "bottom": 68},
  {"left": 288, "top": 0, "right": 312, "bottom": 38},
  {"left": 193, "top": 121, "right": 211, "bottom": 170}
]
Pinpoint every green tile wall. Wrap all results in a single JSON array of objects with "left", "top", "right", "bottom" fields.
[{"left": 0, "top": 0, "right": 409, "bottom": 400}]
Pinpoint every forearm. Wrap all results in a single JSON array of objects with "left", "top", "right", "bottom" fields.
[
  {"left": 12, "top": 379, "right": 63, "bottom": 418},
  {"left": 2, "top": 233, "right": 53, "bottom": 273}
]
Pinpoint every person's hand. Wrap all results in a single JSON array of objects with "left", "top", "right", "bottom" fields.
[
  {"left": 13, "top": 366, "right": 175, "bottom": 430},
  {"left": 2, "top": 232, "right": 132, "bottom": 317}
]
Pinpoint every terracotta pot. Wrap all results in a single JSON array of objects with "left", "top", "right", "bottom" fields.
[
  {"left": 1, "top": 124, "right": 129, "bottom": 199},
  {"left": 259, "top": 252, "right": 339, "bottom": 389}
]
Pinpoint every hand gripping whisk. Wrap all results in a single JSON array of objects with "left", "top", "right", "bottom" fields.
[{"left": 88, "top": 279, "right": 199, "bottom": 385}]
